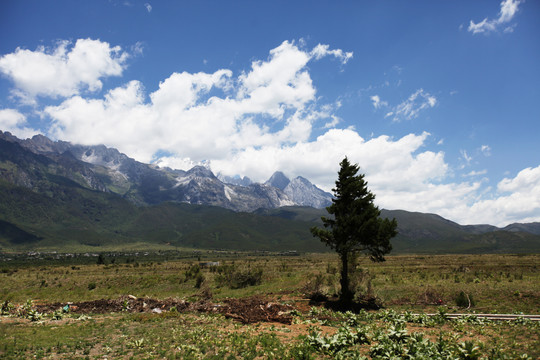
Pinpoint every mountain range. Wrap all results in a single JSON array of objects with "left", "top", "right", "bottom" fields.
[
  {"left": 0, "top": 130, "right": 332, "bottom": 211},
  {"left": 0, "top": 130, "right": 539, "bottom": 253}
]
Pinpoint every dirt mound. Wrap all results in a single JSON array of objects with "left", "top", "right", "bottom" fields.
[
  {"left": 35, "top": 295, "right": 189, "bottom": 314},
  {"left": 34, "top": 295, "right": 294, "bottom": 324},
  {"left": 221, "top": 297, "right": 293, "bottom": 324}
]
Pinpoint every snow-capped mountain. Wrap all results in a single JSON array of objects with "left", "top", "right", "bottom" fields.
[
  {"left": 264, "top": 171, "right": 332, "bottom": 208},
  {"left": 283, "top": 176, "right": 332, "bottom": 208},
  {"left": 0, "top": 131, "right": 330, "bottom": 211}
]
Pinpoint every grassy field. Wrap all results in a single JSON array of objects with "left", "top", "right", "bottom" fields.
[{"left": 1, "top": 253, "right": 539, "bottom": 359}]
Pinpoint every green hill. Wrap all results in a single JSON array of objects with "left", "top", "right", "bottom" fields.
[
  {"left": 1, "top": 132, "right": 539, "bottom": 254},
  {"left": 0, "top": 180, "right": 327, "bottom": 252}
]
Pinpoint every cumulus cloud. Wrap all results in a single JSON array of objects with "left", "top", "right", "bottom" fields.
[
  {"left": 7, "top": 38, "right": 538, "bottom": 227},
  {"left": 468, "top": 0, "right": 522, "bottom": 34},
  {"left": 465, "top": 165, "right": 540, "bottom": 225},
  {"left": 498, "top": 166, "right": 540, "bottom": 193},
  {"left": 0, "top": 39, "right": 129, "bottom": 101},
  {"left": 0, "top": 109, "right": 39, "bottom": 139},
  {"left": 45, "top": 41, "right": 347, "bottom": 163},
  {"left": 386, "top": 89, "right": 436, "bottom": 122}
]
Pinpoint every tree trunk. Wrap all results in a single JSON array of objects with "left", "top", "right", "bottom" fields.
[{"left": 339, "top": 252, "right": 353, "bottom": 303}]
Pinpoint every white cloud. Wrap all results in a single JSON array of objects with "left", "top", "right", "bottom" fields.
[
  {"left": 323, "top": 115, "right": 341, "bottom": 129},
  {"left": 468, "top": 0, "right": 522, "bottom": 34},
  {"left": 45, "top": 41, "right": 347, "bottom": 163},
  {"left": 210, "top": 128, "right": 539, "bottom": 227},
  {"left": 0, "top": 39, "right": 129, "bottom": 100},
  {"left": 210, "top": 130, "right": 448, "bottom": 194},
  {"left": 481, "top": 145, "right": 491, "bottom": 156},
  {"left": 370, "top": 95, "right": 388, "bottom": 109},
  {"left": 0, "top": 109, "right": 39, "bottom": 139},
  {"left": 144, "top": 3, "right": 152, "bottom": 12},
  {"left": 310, "top": 44, "right": 353, "bottom": 64},
  {"left": 464, "top": 170, "right": 488, "bottom": 177},
  {"left": 12, "top": 38, "right": 538, "bottom": 227},
  {"left": 386, "top": 89, "right": 436, "bottom": 122},
  {"left": 498, "top": 166, "right": 540, "bottom": 193},
  {"left": 460, "top": 149, "right": 472, "bottom": 166},
  {"left": 465, "top": 166, "right": 540, "bottom": 225}
]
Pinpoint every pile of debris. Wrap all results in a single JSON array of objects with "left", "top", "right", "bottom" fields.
[{"left": 33, "top": 295, "right": 294, "bottom": 324}]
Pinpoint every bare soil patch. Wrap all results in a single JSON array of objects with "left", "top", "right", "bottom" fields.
[{"left": 34, "top": 295, "right": 294, "bottom": 324}]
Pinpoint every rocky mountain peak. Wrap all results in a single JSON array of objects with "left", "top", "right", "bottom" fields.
[
  {"left": 25, "top": 134, "right": 71, "bottom": 154},
  {"left": 284, "top": 176, "right": 332, "bottom": 208},
  {"left": 187, "top": 165, "right": 216, "bottom": 179},
  {"left": 218, "top": 174, "right": 253, "bottom": 186},
  {"left": 265, "top": 171, "right": 290, "bottom": 190},
  {"left": 78, "top": 145, "right": 127, "bottom": 167},
  {"left": 0, "top": 131, "right": 334, "bottom": 211}
]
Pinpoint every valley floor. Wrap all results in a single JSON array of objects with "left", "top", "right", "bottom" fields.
[{"left": 1, "top": 253, "right": 539, "bottom": 359}]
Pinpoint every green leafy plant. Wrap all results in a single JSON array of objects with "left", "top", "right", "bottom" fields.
[
  {"left": 52, "top": 309, "right": 63, "bottom": 320},
  {"left": 307, "top": 325, "right": 370, "bottom": 355},
  {"left": 27, "top": 308, "right": 42, "bottom": 321},
  {"left": 456, "top": 340, "right": 482, "bottom": 360},
  {"left": 1, "top": 300, "right": 14, "bottom": 315}
]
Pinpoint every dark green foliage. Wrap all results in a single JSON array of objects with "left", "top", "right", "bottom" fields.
[
  {"left": 1, "top": 131, "right": 539, "bottom": 254},
  {"left": 311, "top": 157, "right": 397, "bottom": 302},
  {"left": 214, "top": 264, "right": 263, "bottom": 289},
  {"left": 0, "top": 180, "right": 328, "bottom": 252},
  {"left": 0, "top": 219, "right": 41, "bottom": 244},
  {"left": 184, "top": 264, "right": 201, "bottom": 280},
  {"left": 96, "top": 254, "right": 105, "bottom": 265},
  {"left": 194, "top": 273, "right": 205, "bottom": 289},
  {"left": 455, "top": 291, "right": 475, "bottom": 308},
  {"left": 256, "top": 207, "right": 540, "bottom": 254}
]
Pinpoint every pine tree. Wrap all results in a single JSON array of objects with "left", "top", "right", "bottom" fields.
[{"left": 311, "top": 157, "right": 397, "bottom": 303}]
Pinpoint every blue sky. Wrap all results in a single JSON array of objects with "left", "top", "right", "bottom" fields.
[{"left": 0, "top": 0, "right": 539, "bottom": 226}]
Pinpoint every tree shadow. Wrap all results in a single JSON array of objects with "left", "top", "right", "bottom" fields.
[{"left": 309, "top": 294, "right": 382, "bottom": 312}]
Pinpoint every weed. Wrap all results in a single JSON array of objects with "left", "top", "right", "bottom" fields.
[
  {"left": 27, "top": 308, "right": 42, "bottom": 321},
  {"left": 214, "top": 265, "right": 263, "bottom": 289},
  {"left": 455, "top": 291, "right": 475, "bottom": 308},
  {"left": 51, "top": 310, "right": 63, "bottom": 320},
  {"left": 1, "top": 300, "right": 14, "bottom": 315},
  {"left": 457, "top": 340, "right": 482, "bottom": 360}
]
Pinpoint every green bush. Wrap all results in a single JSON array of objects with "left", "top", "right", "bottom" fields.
[
  {"left": 455, "top": 291, "right": 475, "bottom": 308},
  {"left": 214, "top": 265, "right": 263, "bottom": 289},
  {"left": 184, "top": 264, "right": 201, "bottom": 280},
  {"left": 194, "top": 273, "right": 205, "bottom": 289},
  {"left": 302, "top": 273, "right": 331, "bottom": 301}
]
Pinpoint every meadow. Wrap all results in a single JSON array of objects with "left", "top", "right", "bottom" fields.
[{"left": 1, "top": 253, "right": 539, "bottom": 359}]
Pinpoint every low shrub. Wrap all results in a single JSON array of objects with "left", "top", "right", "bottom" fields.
[
  {"left": 184, "top": 264, "right": 201, "bottom": 280},
  {"left": 455, "top": 291, "right": 475, "bottom": 308},
  {"left": 214, "top": 265, "right": 263, "bottom": 289},
  {"left": 194, "top": 273, "right": 205, "bottom": 289},
  {"left": 302, "top": 273, "right": 330, "bottom": 301}
]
